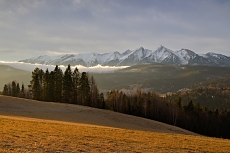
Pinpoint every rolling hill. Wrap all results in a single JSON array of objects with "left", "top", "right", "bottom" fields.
[
  {"left": 0, "top": 95, "right": 195, "bottom": 135},
  {"left": 92, "top": 63, "right": 230, "bottom": 93},
  {"left": 0, "top": 65, "right": 31, "bottom": 89},
  {"left": 1, "top": 95, "right": 230, "bottom": 152}
]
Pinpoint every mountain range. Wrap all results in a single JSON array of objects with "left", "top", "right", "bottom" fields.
[{"left": 19, "top": 46, "right": 230, "bottom": 67}]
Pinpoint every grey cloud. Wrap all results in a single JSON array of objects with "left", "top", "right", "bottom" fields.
[
  {"left": 0, "top": 61, "right": 128, "bottom": 73},
  {"left": 0, "top": 0, "right": 230, "bottom": 61}
]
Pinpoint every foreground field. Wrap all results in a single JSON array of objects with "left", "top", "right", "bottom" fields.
[
  {"left": 1, "top": 96, "right": 230, "bottom": 152},
  {"left": 0, "top": 95, "right": 196, "bottom": 135},
  {"left": 1, "top": 116, "right": 230, "bottom": 153}
]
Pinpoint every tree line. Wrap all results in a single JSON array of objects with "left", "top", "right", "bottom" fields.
[
  {"left": 29, "top": 65, "right": 105, "bottom": 108},
  {"left": 2, "top": 65, "right": 105, "bottom": 108},
  {"left": 167, "top": 87, "right": 230, "bottom": 110},
  {"left": 2, "top": 81, "right": 28, "bottom": 98},
  {"left": 2, "top": 65, "right": 230, "bottom": 139},
  {"left": 106, "top": 89, "right": 230, "bottom": 139}
]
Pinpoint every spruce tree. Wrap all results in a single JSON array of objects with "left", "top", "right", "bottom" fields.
[
  {"left": 8, "top": 83, "right": 12, "bottom": 96},
  {"left": 49, "top": 71, "right": 55, "bottom": 101},
  {"left": 16, "top": 83, "right": 20, "bottom": 97},
  {"left": 53, "top": 65, "right": 63, "bottom": 102},
  {"left": 19, "top": 83, "right": 25, "bottom": 98},
  {"left": 79, "top": 72, "right": 90, "bottom": 106},
  {"left": 30, "top": 68, "right": 44, "bottom": 100},
  {"left": 90, "top": 75, "right": 99, "bottom": 107},
  {"left": 62, "top": 65, "right": 73, "bottom": 103},
  {"left": 72, "top": 67, "right": 80, "bottom": 104},
  {"left": 2, "top": 84, "right": 8, "bottom": 95},
  {"left": 43, "top": 69, "right": 51, "bottom": 101},
  {"left": 11, "top": 81, "right": 17, "bottom": 97},
  {"left": 99, "top": 93, "right": 105, "bottom": 109}
]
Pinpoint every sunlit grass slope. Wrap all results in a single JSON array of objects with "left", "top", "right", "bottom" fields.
[{"left": 0, "top": 116, "right": 230, "bottom": 153}]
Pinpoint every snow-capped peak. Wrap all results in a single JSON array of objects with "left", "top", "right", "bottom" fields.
[
  {"left": 122, "top": 49, "right": 132, "bottom": 56},
  {"left": 19, "top": 46, "right": 230, "bottom": 67}
]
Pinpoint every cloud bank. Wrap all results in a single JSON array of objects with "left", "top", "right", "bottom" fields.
[
  {"left": 0, "top": 0, "right": 230, "bottom": 61},
  {"left": 0, "top": 61, "right": 128, "bottom": 73}
]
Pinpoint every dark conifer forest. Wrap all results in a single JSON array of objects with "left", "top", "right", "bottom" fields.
[{"left": 2, "top": 65, "right": 230, "bottom": 139}]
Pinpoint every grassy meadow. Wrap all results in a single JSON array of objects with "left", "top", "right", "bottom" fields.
[{"left": 1, "top": 116, "right": 230, "bottom": 153}]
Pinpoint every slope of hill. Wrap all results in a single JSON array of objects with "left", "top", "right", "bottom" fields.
[
  {"left": 0, "top": 95, "right": 196, "bottom": 135},
  {"left": 0, "top": 65, "right": 31, "bottom": 89},
  {"left": 1, "top": 116, "right": 230, "bottom": 152},
  {"left": 19, "top": 46, "right": 230, "bottom": 67},
  {"left": 1, "top": 96, "right": 230, "bottom": 152}
]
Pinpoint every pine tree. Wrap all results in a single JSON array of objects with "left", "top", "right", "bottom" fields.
[
  {"left": 2, "top": 84, "right": 8, "bottom": 95},
  {"left": 79, "top": 72, "right": 91, "bottom": 106},
  {"left": 90, "top": 75, "right": 99, "bottom": 107},
  {"left": 43, "top": 69, "right": 52, "bottom": 101},
  {"left": 19, "top": 83, "right": 25, "bottom": 98},
  {"left": 62, "top": 65, "right": 73, "bottom": 103},
  {"left": 16, "top": 83, "right": 20, "bottom": 97},
  {"left": 99, "top": 93, "right": 105, "bottom": 109},
  {"left": 11, "top": 81, "right": 17, "bottom": 97},
  {"left": 72, "top": 67, "right": 80, "bottom": 104},
  {"left": 7, "top": 83, "right": 12, "bottom": 96},
  {"left": 53, "top": 65, "right": 63, "bottom": 102},
  {"left": 21, "top": 83, "right": 24, "bottom": 93},
  {"left": 30, "top": 68, "right": 44, "bottom": 100},
  {"left": 49, "top": 71, "right": 55, "bottom": 101}
]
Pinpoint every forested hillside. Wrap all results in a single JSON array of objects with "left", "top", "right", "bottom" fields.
[
  {"left": 166, "top": 76, "right": 230, "bottom": 110},
  {"left": 194, "top": 76, "right": 230, "bottom": 89},
  {"left": 167, "top": 87, "right": 230, "bottom": 110},
  {"left": 92, "top": 64, "right": 230, "bottom": 93},
  {"left": 106, "top": 90, "right": 230, "bottom": 138},
  {"left": 2, "top": 65, "right": 230, "bottom": 139},
  {"left": 2, "top": 65, "right": 104, "bottom": 108}
]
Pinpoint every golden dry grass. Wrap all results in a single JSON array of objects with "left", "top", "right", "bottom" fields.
[
  {"left": 1, "top": 96, "right": 230, "bottom": 152},
  {"left": 1, "top": 116, "right": 230, "bottom": 153}
]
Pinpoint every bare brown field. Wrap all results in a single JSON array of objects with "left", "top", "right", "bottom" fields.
[
  {"left": 1, "top": 116, "right": 230, "bottom": 153},
  {"left": 1, "top": 95, "right": 230, "bottom": 152}
]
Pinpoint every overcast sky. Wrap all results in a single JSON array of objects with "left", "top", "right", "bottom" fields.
[{"left": 0, "top": 0, "right": 230, "bottom": 61}]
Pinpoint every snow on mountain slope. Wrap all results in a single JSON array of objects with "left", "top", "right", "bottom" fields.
[
  {"left": 97, "top": 51, "right": 122, "bottom": 64},
  {"left": 176, "top": 49, "right": 197, "bottom": 64},
  {"left": 152, "top": 46, "right": 175, "bottom": 62},
  {"left": 19, "top": 46, "right": 230, "bottom": 67},
  {"left": 118, "top": 47, "right": 154, "bottom": 66},
  {"left": 205, "top": 52, "right": 229, "bottom": 60},
  {"left": 122, "top": 49, "right": 132, "bottom": 56},
  {"left": 119, "top": 47, "right": 151, "bottom": 61},
  {"left": 75, "top": 53, "right": 98, "bottom": 63},
  {"left": 148, "top": 46, "right": 183, "bottom": 64},
  {"left": 21, "top": 55, "right": 61, "bottom": 64}
]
